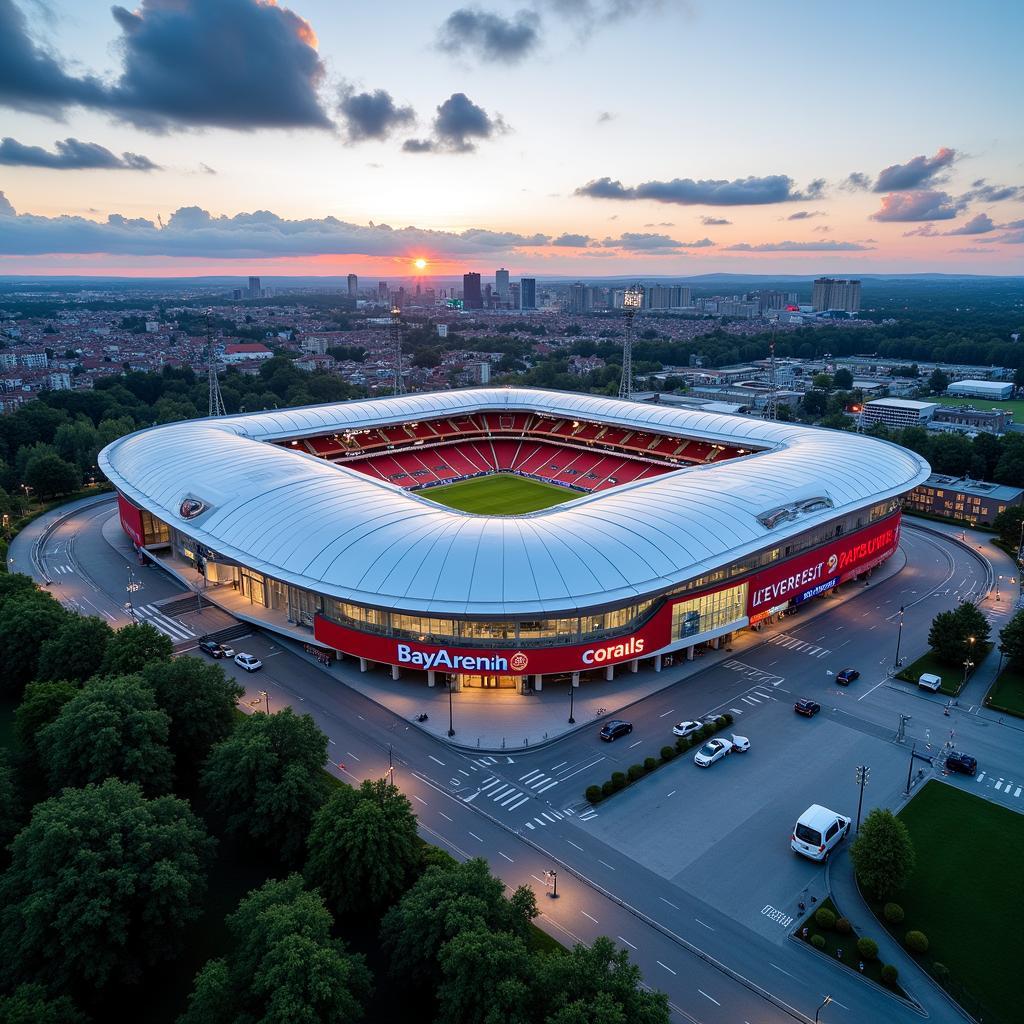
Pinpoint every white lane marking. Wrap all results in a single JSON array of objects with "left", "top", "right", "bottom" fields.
[
  {"left": 770, "top": 963, "right": 799, "bottom": 980},
  {"left": 694, "top": 918, "right": 715, "bottom": 931},
  {"left": 480, "top": 778, "right": 501, "bottom": 791},
  {"left": 581, "top": 910, "right": 598, "bottom": 923},
  {"left": 566, "top": 839, "right": 584, "bottom": 851},
  {"left": 657, "top": 962, "right": 677, "bottom": 976},
  {"left": 500, "top": 790, "right": 523, "bottom": 806},
  {"left": 995, "top": 781, "right": 1003, "bottom": 791},
  {"left": 698, "top": 990, "right": 720, "bottom": 1006},
  {"left": 578, "top": 811, "right": 598, "bottom": 821},
  {"left": 525, "top": 822, "right": 535, "bottom": 829},
  {"left": 428, "top": 755, "right": 446, "bottom": 766},
  {"left": 1015, "top": 787, "right": 1022, "bottom": 798},
  {"left": 413, "top": 795, "right": 427, "bottom": 805},
  {"left": 536, "top": 780, "right": 559, "bottom": 793},
  {"left": 459, "top": 769, "right": 470, "bottom": 777},
  {"left": 490, "top": 785, "right": 513, "bottom": 799},
  {"left": 550, "top": 761, "right": 568, "bottom": 770},
  {"left": 438, "top": 812, "right": 452, "bottom": 822},
  {"left": 468, "top": 831, "right": 483, "bottom": 842},
  {"left": 628, "top": 740, "right": 642, "bottom": 748},
  {"left": 530, "top": 776, "right": 554, "bottom": 789},
  {"left": 328, "top": 739, "right": 336, "bottom": 745},
  {"left": 498, "top": 852, "right": 514, "bottom": 863},
  {"left": 520, "top": 769, "right": 543, "bottom": 782},
  {"left": 507, "top": 795, "right": 530, "bottom": 810},
  {"left": 558, "top": 757, "right": 606, "bottom": 783},
  {"left": 977, "top": 772, "right": 986, "bottom": 782},
  {"left": 617, "top": 936, "right": 637, "bottom": 949},
  {"left": 658, "top": 709, "right": 674, "bottom": 718},
  {"left": 666, "top": 790, "right": 677, "bottom": 798},
  {"left": 598, "top": 859, "right": 616, "bottom": 870},
  {"left": 659, "top": 897, "right": 679, "bottom": 909},
  {"left": 730, "top": 708, "right": 744, "bottom": 715},
  {"left": 346, "top": 752, "right": 360, "bottom": 761},
  {"left": 463, "top": 792, "right": 479, "bottom": 803}
]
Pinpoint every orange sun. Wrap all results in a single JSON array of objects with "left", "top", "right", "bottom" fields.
[{"left": 414, "top": 258, "right": 428, "bottom": 270}]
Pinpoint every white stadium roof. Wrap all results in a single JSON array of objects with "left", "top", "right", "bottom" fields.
[{"left": 99, "top": 388, "right": 931, "bottom": 617}]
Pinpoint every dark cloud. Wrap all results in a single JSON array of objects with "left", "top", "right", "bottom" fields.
[
  {"left": 601, "top": 232, "right": 683, "bottom": 251},
  {"left": 0, "top": 136, "right": 161, "bottom": 170},
  {"left": 812, "top": 225, "right": 830, "bottom": 233},
  {"left": 874, "top": 147, "right": 957, "bottom": 192},
  {"left": 961, "top": 179, "right": 1022, "bottom": 203},
  {"left": 337, "top": 86, "right": 415, "bottom": 142},
  {"left": 436, "top": 8, "right": 540, "bottom": 63},
  {"left": 945, "top": 212, "right": 997, "bottom": 236},
  {"left": 401, "top": 138, "right": 434, "bottom": 153},
  {"left": 597, "top": 111, "right": 615, "bottom": 123},
  {"left": 575, "top": 174, "right": 824, "bottom": 206},
  {"left": 0, "top": 0, "right": 332, "bottom": 131},
  {"left": 724, "top": 240, "right": 873, "bottom": 252},
  {"left": 870, "top": 190, "right": 966, "bottom": 222},
  {"left": 786, "top": 210, "right": 825, "bottom": 220},
  {"left": 700, "top": 215, "right": 731, "bottom": 226},
  {"left": 552, "top": 232, "right": 592, "bottom": 246},
  {"left": 0, "top": 194, "right": 553, "bottom": 258},
  {"left": 430, "top": 92, "right": 507, "bottom": 153},
  {"left": 543, "top": 0, "right": 679, "bottom": 38},
  {"left": 840, "top": 172, "right": 872, "bottom": 192}
]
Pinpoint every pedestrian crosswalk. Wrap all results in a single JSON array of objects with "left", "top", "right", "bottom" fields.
[
  {"left": 133, "top": 603, "right": 197, "bottom": 642},
  {"left": 767, "top": 633, "right": 831, "bottom": 658},
  {"left": 976, "top": 771, "right": 1023, "bottom": 804},
  {"left": 518, "top": 768, "right": 560, "bottom": 794},
  {"left": 524, "top": 807, "right": 576, "bottom": 829},
  {"left": 464, "top": 775, "right": 532, "bottom": 811}
]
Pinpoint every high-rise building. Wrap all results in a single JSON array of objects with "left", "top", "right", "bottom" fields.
[
  {"left": 520, "top": 277, "right": 537, "bottom": 310},
  {"left": 347, "top": 274, "right": 358, "bottom": 298},
  {"left": 645, "top": 285, "right": 692, "bottom": 309},
  {"left": 463, "top": 272, "right": 483, "bottom": 309},
  {"left": 568, "top": 282, "right": 591, "bottom": 314},
  {"left": 378, "top": 281, "right": 389, "bottom": 302},
  {"left": 509, "top": 283, "right": 520, "bottom": 309},
  {"left": 247, "top": 276, "right": 261, "bottom": 300},
  {"left": 812, "top": 278, "right": 862, "bottom": 313},
  {"left": 495, "top": 268, "right": 510, "bottom": 303}
]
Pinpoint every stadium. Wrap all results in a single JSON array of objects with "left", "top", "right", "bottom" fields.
[{"left": 100, "top": 388, "right": 930, "bottom": 693}]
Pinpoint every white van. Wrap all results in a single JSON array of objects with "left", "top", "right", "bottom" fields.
[
  {"left": 918, "top": 673, "right": 942, "bottom": 692},
  {"left": 791, "top": 804, "right": 851, "bottom": 861}
]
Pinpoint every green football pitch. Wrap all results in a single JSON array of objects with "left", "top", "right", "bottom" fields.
[{"left": 421, "top": 474, "right": 576, "bottom": 514}]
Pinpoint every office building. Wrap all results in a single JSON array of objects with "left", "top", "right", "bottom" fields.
[
  {"left": 946, "top": 379, "right": 1013, "bottom": 401},
  {"left": 463, "top": 272, "right": 483, "bottom": 309},
  {"left": 811, "top": 278, "right": 862, "bottom": 313},
  {"left": 906, "top": 474, "right": 1023, "bottom": 527},
  {"left": 859, "top": 398, "right": 937, "bottom": 430},
  {"left": 495, "top": 268, "right": 510, "bottom": 304},
  {"left": 347, "top": 274, "right": 358, "bottom": 298},
  {"left": 646, "top": 285, "right": 692, "bottom": 310},
  {"left": 378, "top": 281, "right": 388, "bottom": 302},
  {"left": 568, "top": 282, "right": 592, "bottom": 314},
  {"left": 247, "top": 276, "right": 261, "bottom": 300},
  {"left": 520, "top": 278, "right": 537, "bottom": 310}
]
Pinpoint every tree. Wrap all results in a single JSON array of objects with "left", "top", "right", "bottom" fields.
[
  {"left": 141, "top": 657, "right": 243, "bottom": 780},
  {"left": 436, "top": 926, "right": 532, "bottom": 1024},
  {"left": 928, "top": 603, "right": 990, "bottom": 666},
  {"left": 0, "top": 591, "right": 68, "bottom": 696},
  {"left": 999, "top": 610, "right": 1024, "bottom": 667},
  {"left": 850, "top": 808, "right": 916, "bottom": 900},
  {"left": 0, "top": 750, "right": 23, "bottom": 856},
  {"left": 202, "top": 707, "right": 329, "bottom": 864},
  {"left": 927, "top": 368, "right": 950, "bottom": 394},
  {"left": 0, "top": 984, "right": 90, "bottom": 1024},
  {"left": 381, "top": 858, "right": 537, "bottom": 987},
  {"left": 25, "top": 451, "right": 81, "bottom": 498},
  {"left": 306, "top": 779, "right": 422, "bottom": 916},
  {"left": 36, "top": 615, "right": 113, "bottom": 683},
  {"left": 800, "top": 390, "right": 828, "bottom": 418},
  {"left": 99, "top": 621, "right": 173, "bottom": 675},
  {"left": 53, "top": 420, "right": 99, "bottom": 476},
  {"left": 993, "top": 504, "right": 1024, "bottom": 550},
  {"left": 14, "top": 680, "right": 79, "bottom": 757},
  {"left": 0, "top": 780, "right": 213, "bottom": 991},
  {"left": 36, "top": 676, "right": 173, "bottom": 795},
  {"left": 812, "top": 372, "right": 833, "bottom": 390},
  {"left": 833, "top": 367, "right": 854, "bottom": 390},
  {"left": 180, "top": 875, "right": 372, "bottom": 1024}
]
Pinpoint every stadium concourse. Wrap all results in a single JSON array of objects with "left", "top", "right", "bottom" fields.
[{"left": 99, "top": 388, "right": 930, "bottom": 704}]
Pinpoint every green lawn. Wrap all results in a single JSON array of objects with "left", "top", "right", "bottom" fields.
[
  {"left": 422, "top": 474, "right": 576, "bottom": 514},
  {"left": 896, "top": 645, "right": 990, "bottom": 696},
  {"left": 890, "top": 782, "right": 1024, "bottom": 1024},
  {"left": 985, "top": 666, "right": 1024, "bottom": 717},
  {"left": 932, "top": 395, "right": 1024, "bottom": 419}
]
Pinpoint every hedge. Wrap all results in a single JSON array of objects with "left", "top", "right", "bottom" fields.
[
  {"left": 814, "top": 907, "right": 836, "bottom": 930},
  {"left": 643, "top": 756, "right": 658, "bottom": 772},
  {"left": 627, "top": 764, "right": 644, "bottom": 782},
  {"left": 660, "top": 745, "right": 676, "bottom": 761},
  {"left": 857, "top": 937, "right": 879, "bottom": 960},
  {"left": 880, "top": 964, "right": 899, "bottom": 986},
  {"left": 883, "top": 902, "right": 905, "bottom": 924},
  {"left": 905, "top": 930, "right": 929, "bottom": 954}
]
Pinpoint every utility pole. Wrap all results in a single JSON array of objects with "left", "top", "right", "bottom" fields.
[
  {"left": 854, "top": 764, "right": 870, "bottom": 832},
  {"left": 568, "top": 684, "right": 575, "bottom": 724},
  {"left": 618, "top": 285, "right": 643, "bottom": 400},
  {"left": 206, "top": 309, "right": 226, "bottom": 417},
  {"left": 447, "top": 676, "right": 455, "bottom": 737},
  {"left": 895, "top": 712, "right": 911, "bottom": 744},
  {"left": 893, "top": 605, "right": 905, "bottom": 670}
]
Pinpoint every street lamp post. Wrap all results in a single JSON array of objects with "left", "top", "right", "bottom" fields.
[
  {"left": 258, "top": 690, "right": 269, "bottom": 714},
  {"left": 893, "top": 605, "right": 905, "bottom": 670},
  {"left": 854, "top": 765, "right": 871, "bottom": 832},
  {"left": 125, "top": 565, "right": 142, "bottom": 623},
  {"left": 814, "top": 996, "right": 833, "bottom": 1023},
  {"left": 546, "top": 869, "right": 559, "bottom": 899},
  {"left": 961, "top": 635, "right": 976, "bottom": 691},
  {"left": 568, "top": 684, "right": 575, "bottom": 724},
  {"left": 996, "top": 575, "right": 1002, "bottom": 602},
  {"left": 447, "top": 677, "right": 455, "bottom": 737}
]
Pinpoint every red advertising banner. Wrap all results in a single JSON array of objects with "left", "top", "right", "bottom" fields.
[
  {"left": 746, "top": 514, "right": 900, "bottom": 614},
  {"left": 117, "top": 492, "right": 144, "bottom": 547},
  {"left": 314, "top": 609, "right": 674, "bottom": 676}
]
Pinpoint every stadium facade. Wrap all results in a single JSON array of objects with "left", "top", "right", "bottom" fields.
[{"left": 100, "top": 389, "right": 930, "bottom": 691}]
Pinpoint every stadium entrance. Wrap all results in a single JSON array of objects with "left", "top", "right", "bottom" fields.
[{"left": 457, "top": 673, "right": 521, "bottom": 689}]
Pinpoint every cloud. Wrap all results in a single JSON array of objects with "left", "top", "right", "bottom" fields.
[
  {"left": 401, "top": 138, "right": 434, "bottom": 153},
  {"left": 436, "top": 8, "right": 540, "bottom": 63},
  {"left": 700, "top": 215, "right": 731, "bottom": 226},
  {"left": 199, "top": 162, "right": 216, "bottom": 175},
  {"left": 0, "top": 136, "right": 160, "bottom": 170},
  {"left": 786, "top": 210, "right": 825, "bottom": 220},
  {"left": 874, "top": 147, "right": 957, "bottom": 192},
  {"left": 430, "top": 92, "right": 507, "bottom": 152},
  {"left": 337, "top": 86, "right": 415, "bottom": 142},
  {"left": 575, "top": 174, "right": 824, "bottom": 206},
  {"left": 840, "top": 172, "right": 872, "bottom": 192},
  {"left": 597, "top": 111, "right": 615, "bottom": 123},
  {"left": 950, "top": 246, "right": 993, "bottom": 254},
  {"left": 0, "top": 0, "right": 332, "bottom": 131},
  {"left": 961, "top": 179, "right": 1022, "bottom": 203},
  {"left": 601, "top": 232, "right": 685, "bottom": 251},
  {"left": 871, "top": 190, "right": 966, "bottom": 221},
  {"left": 543, "top": 0, "right": 680, "bottom": 38},
  {"left": 552, "top": 232, "right": 592, "bottom": 246},
  {"left": 0, "top": 194, "right": 558, "bottom": 259},
  {"left": 723, "top": 240, "right": 874, "bottom": 252},
  {"left": 945, "top": 212, "right": 997, "bottom": 235},
  {"left": 812, "top": 225, "right": 830, "bottom": 233}
]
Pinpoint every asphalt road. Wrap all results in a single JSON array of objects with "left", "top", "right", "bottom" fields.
[{"left": 11, "top": 498, "right": 1012, "bottom": 1024}]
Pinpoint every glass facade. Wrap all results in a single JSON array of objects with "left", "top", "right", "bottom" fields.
[{"left": 671, "top": 583, "right": 747, "bottom": 641}]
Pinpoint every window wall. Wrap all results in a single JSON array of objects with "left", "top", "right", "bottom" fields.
[{"left": 671, "top": 583, "right": 747, "bottom": 641}]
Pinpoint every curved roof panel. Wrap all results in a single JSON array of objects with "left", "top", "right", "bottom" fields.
[{"left": 99, "top": 388, "right": 930, "bottom": 616}]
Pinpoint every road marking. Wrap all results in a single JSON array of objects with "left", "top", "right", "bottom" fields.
[
  {"left": 659, "top": 897, "right": 679, "bottom": 910},
  {"left": 537, "top": 780, "right": 559, "bottom": 793},
  {"left": 578, "top": 811, "right": 598, "bottom": 821},
  {"left": 977, "top": 772, "right": 986, "bottom": 782},
  {"left": 566, "top": 839, "right": 584, "bottom": 851},
  {"left": 428, "top": 755, "right": 446, "bottom": 766},
  {"left": 628, "top": 740, "right": 642, "bottom": 748},
  {"left": 550, "top": 761, "right": 568, "bottom": 770},
  {"left": 498, "top": 852, "right": 514, "bottom": 863},
  {"left": 458, "top": 769, "right": 470, "bottom": 776},
  {"left": 346, "top": 752, "right": 360, "bottom": 761},
  {"left": 468, "top": 831, "right": 483, "bottom": 842},
  {"left": 730, "top": 708, "right": 744, "bottom": 715},
  {"left": 507, "top": 795, "right": 530, "bottom": 810},
  {"left": 657, "top": 961, "right": 677, "bottom": 976},
  {"left": 995, "top": 781, "right": 1003, "bottom": 791},
  {"left": 501, "top": 790, "right": 523, "bottom": 806},
  {"left": 520, "top": 769, "right": 543, "bottom": 782},
  {"left": 697, "top": 990, "right": 719, "bottom": 1006},
  {"left": 694, "top": 918, "right": 715, "bottom": 931},
  {"left": 581, "top": 910, "right": 598, "bottom": 923},
  {"left": 770, "top": 963, "right": 799, "bottom": 980},
  {"left": 438, "top": 812, "right": 452, "bottom": 822},
  {"left": 558, "top": 757, "right": 606, "bottom": 783},
  {"left": 413, "top": 795, "right": 426, "bottom": 805},
  {"left": 463, "top": 792, "right": 479, "bottom": 802},
  {"left": 598, "top": 859, "right": 616, "bottom": 870},
  {"left": 617, "top": 935, "right": 637, "bottom": 949},
  {"left": 525, "top": 822, "right": 535, "bottom": 829},
  {"left": 328, "top": 739, "right": 336, "bottom": 745},
  {"left": 658, "top": 709, "right": 674, "bottom": 718},
  {"left": 1015, "top": 787, "right": 1021, "bottom": 798},
  {"left": 666, "top": 790, "right": 676, "bottom": 797}
]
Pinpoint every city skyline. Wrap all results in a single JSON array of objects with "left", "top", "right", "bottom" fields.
[{"left": 0, "top": 0, "right": 1022, "bottom": 277}]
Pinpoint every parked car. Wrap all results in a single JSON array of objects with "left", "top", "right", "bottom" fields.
[
  {"left": 234, "top": 652, "right": 263, "bottom": 672},
  {"left": 730, "top": 734, "right": 751, "bottom": 752},
  {"left": 794, "top": 699, "right": 821, "bottom": 717},
  {"left": 945, "top": 750, "right": 977, "bottom": 776},
  {"left": 918, "top": 673, "right": 942, "bottom": 692},
  {"left": 672, "top": 720, "right": 702, "bottom": 738},
  {"left": 836, "top": 668, "right": 860, "bottom": 685},
  {"left": 599, "top": 720, "right": 633, "bottom": 742},
  {"left": 218, "top": 643, "right": 236, "bottom": 658},
  {"left": 693, "top": 737, "right": 733, "bottom": 767},
  {"left": 791, "top": 804, "right": 851, "bottom": 861},
  {"left": 198, "top": 638, "right": 225, "bottom": 659}
]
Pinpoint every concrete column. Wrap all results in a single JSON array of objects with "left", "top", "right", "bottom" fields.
[
  {"left": 390, "top": 665, "right": 400, "bottom": 681},
  {"left": 359, "top": 657, "right": 368, "bottom": 673},
  {"left": 533, "top": 674, "right": 543, "bottom": 691},
  {"left": 654, "top": 655, "right": 662, "bottom": 672},
  {"left": 687, "top": 645, "right": 695, "bottom": 661},
  {"left": 605, "top": 665, "right": 614, "bottom": 681},
  {"left": 427, "top": 671, "right": 436, "bottom": 687},
  {"left": 630, "top": 659, "right": 639, "bottom": 673},
  {"left": 571, "top": 672, "right": 580, "bottom": 687},
  {"left": 711, "top": 636, "right": 720, "bottom": 650}
]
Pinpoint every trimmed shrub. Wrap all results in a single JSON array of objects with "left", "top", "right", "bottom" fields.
[
  {"left": 835, "top": 917, "right": 853, "bottom": 935},
  {"left": 627, "top": 764, "right": 644, "bottom": 782},
  {"left": 722, "top": 712, "right": 734, "bottom": 725},
  {"left": 585, "top": 785, "right": 603, "bottom": 804},
  {"left": 643, "top": 756, "right": 658, "bottom": 773},
  {"left": 814, "top": 907, "right": 836, "bottom": 930},
  {"left": 883, "top": 902, "right": 905, "bottom": 924},
  {"left": 931, "top": 962, "right": 950, "bottom": 983},
  {"left": 810, "top": 934, "right": 826, "bottom": 950},
  {"left": 601, "top": 780, "right": 615, "bottom": 798},
  {"left": 880, "top": 964, "right": 899, "bottom": 986},
  {"left": 905, "top": 930, "right": 929, "bottom": 954},
  {"left": 715, "top": 715, "right": 727, "bottom": 729},
  {"left": 660, "top": 745, "right": 676, "bottom": 762},
  {"left": 856, "top": 937, "right": 879, "bottom": 960},
  {"left": 611, "top": 771, "right": 626, "bottom": 791},
  {"left": 694, "top": 725, "right": 711, "bottom": 741},
  {"left": 674, "top": 735, "right": 690, "bottom": 752}
]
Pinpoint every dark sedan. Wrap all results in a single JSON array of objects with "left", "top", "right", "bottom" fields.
[
  {"left": 198, "top": 637, "right": 226, "bottom": 658},
  {"left": 946, "top": 751, "right": 977, "bottom": 776},
  {"left": 794, "top": 699, "right": 821, "bottom": 717},
  {"left": 836, "top": 668, "right": 860, "bottom": 685},
  {"left": 599, "top": 720, "right": 633, "bottom": 741}
]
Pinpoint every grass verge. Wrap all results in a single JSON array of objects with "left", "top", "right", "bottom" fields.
[
  {"left": 420, "top": 473, "right": 575, "bottom": 514},
  {"left": 896, "top": 645, "right": 990, "bottom": 696},
  {"left": 984, "top": 666, "right": 1024, "bottom": 718}
]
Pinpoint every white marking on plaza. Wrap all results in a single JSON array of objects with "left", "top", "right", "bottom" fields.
[{"left": 531, "top": 874, "right": 547, "bottom": 885}]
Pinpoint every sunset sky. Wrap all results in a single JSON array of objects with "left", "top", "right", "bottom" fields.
[{"left": 0, "top": 0, "right": 1021, "bottom": 277}]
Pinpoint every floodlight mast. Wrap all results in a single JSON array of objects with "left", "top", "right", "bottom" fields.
[
  {"left": 618, "top": 285, "right": 643, "bottom": 401},
  {"left": 390, "top": 305, "right": 405, "bottom": 396}
]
